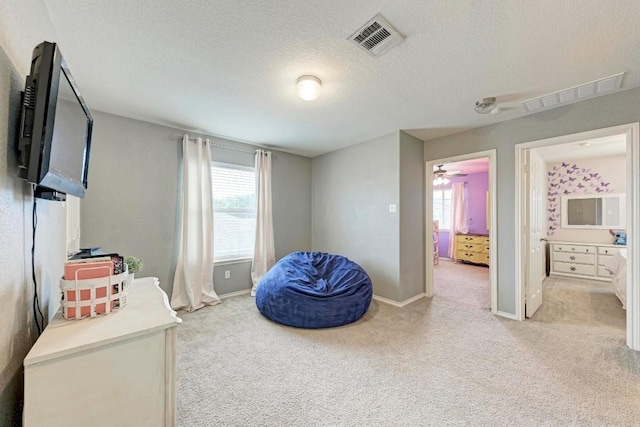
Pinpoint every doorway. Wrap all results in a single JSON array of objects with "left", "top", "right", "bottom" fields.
[
  {"left": 515, "top": 123, "right": 640, "bottom": 350},
  {"left": 425, "top": 150, "right": 497, "bottom": 314}
]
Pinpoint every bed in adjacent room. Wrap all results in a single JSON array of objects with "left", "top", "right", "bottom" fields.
[{"left": 605, "top": 248, "right": 627, "bottom": 309}]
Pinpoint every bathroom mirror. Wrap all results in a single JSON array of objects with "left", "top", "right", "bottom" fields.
[{"left": 561, "top": 193, "right": 626, "bottom": 229}]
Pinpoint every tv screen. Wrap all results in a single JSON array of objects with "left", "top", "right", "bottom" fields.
[{"left": 18, "top": 41, "right": 93, "bottom": 200}]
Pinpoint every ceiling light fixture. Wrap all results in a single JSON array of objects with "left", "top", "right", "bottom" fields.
[
  {"left": 474, "top": 97, "right": 501, "bottom": 115},
  {"left": 433, "top": 175, "right": 450, "bottom": 186},
  {"left": 296, "top": 75, "right": 322, "bottom": 101}
]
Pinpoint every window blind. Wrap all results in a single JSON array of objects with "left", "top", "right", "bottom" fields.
[
  {"left": 433, "top": 188, "right": 452, "bottom": 230},
  {"left": 211, "top": 161, "right": 256, "bottom": 261}
]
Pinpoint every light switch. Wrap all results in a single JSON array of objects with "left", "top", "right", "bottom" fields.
[{"left": 389, "top": 204, "right": 398, "bottom": 213}]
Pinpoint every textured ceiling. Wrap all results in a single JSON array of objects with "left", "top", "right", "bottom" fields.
[
  {"left": 32, "top": 0, "right": 640, "bottom": 157},
  {"left": 535, "top": 134, "right": 627, "bottom": 163},
  {"left": 438, "top": 158, "right": 489, "bottom": 175}
]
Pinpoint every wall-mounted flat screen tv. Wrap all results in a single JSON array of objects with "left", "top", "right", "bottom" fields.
[{"left": 17, "top": 41, "right": 93, "bottom": 201}]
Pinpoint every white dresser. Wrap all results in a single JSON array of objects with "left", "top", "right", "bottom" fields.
[
  {"left": 23, "top": 277, "right": 182, "bottom": 427},
  {"left": 550, "top": 241, "right": 624, "bottom": 282}
]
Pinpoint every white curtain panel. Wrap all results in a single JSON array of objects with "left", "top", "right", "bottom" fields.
[
  {"left": 448, "top": 182, "right": 469, "bottom": 258},
  {"left": 171, "top": 135, "right": 221, "bottom": 311},
  {"left": 251, "top": 149, "right": 276, "bottom": 295}
]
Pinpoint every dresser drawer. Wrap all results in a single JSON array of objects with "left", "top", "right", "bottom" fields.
[
  {"left": 553, "top": 252, "right": 595, "bottom": 264},
  {"left": 598, "top": 246, "right": 621, "bottom": 256},
  {"left": 458, "top": 242, "right": 482, "bottom": 253},
  {"left": 456, "top": 250, "right": 484, "bottom": 262},
  {"left": 598, "top": 254, "right": 613, "bottom": 267},
  {"left": 553, "top": 262, "right": 596, "bottom": 276},
  {"left": 553, "top": 244, "right": 596, "bottom": 254},
  {"left": 598, "top": 265, "right": 614, "bottom": 278},
  {"left": 456, "top": 235, "right": 485, "bottom": 245}
]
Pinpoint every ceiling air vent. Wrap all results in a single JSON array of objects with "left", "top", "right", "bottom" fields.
[
  {"left": 349, "top": 14, "right": 404, "bottom": 57},
  {"left": 522, "top": 73, "right": 624, "bottom": 113}
]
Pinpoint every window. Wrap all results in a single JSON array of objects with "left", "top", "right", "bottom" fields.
[
  {"left": 433, "top": 188, "right": 452, "bottom": 230},
  {"left": 211, "top": 162, "right": 256, "bottom": 262}
]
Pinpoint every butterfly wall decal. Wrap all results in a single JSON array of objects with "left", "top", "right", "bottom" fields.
[{"left": 545, "top": 161, "right": 614, "bottom": 236}]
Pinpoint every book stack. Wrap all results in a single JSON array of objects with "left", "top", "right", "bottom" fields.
[{"left": 60, "top": 254, "right": 129, "bottom": 319}]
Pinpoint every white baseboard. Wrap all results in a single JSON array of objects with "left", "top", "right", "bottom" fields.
[
  {"left": 219, "top": 289, "right": 251, "bottom": 299},
  {"left": 373, "top": 293, "right": 426, "bottom": 308}
]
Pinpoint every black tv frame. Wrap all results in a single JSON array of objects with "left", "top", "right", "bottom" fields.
[{"left": 17, "top": 41, "right": 93, "bottom": 201}]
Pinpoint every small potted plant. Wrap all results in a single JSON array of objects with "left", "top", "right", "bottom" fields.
[{"left": 124, "top": 256, "right": 144, "bottom": 281}]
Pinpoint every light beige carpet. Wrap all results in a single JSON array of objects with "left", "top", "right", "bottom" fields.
[{"left": 176, "top": 262, "right": 640, "bottom": 426}]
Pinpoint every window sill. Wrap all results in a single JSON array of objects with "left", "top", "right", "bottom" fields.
[{"left": 214, "top": 258, "right": 252, "bottom": 266}]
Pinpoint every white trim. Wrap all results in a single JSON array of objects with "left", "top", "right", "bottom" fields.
[
  {"left": 495, "top": 310, "right": 519, "bottom": 321},
  {"left": 627, "top": 123, "right": 640, "bottom": 351},
  {"left": 425, "top": 150, "right": 498, "bottom": 315},
  {"left": 214, "top": 258, "right": 252, "bottom": 266},
  {"left": 373, "top": 293, "right": 426, "bottom": 308},
  {"left": 515, "top": 122, "right": 639, "bottom": 351},
  {"left": 218, "top": 289, "right": 251, "bottom": 299}
]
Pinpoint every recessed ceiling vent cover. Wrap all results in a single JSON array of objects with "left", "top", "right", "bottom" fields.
[
  {"left": 349, "top": 14, "right": 404, "bottom": 57},
  {"left": 522, "top": 73, "right": 624, "bottom": 113}
]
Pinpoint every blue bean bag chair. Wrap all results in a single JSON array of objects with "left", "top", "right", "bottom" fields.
[{"left": 255, "top": 252, "right": 373, "bottom": 328}]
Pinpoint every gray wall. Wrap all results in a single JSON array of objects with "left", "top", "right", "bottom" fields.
[
  {"left": 81, "top": 111, "right": 312, "bottom": 296},
  {"left": 0, "top": 42, "right": 67, "bottom": 424},
  {"left": 423, "top": 87, "right": 640, "bottom": 314},
  {"left": 399, "top": 131, "right": 425, "bottom": 301},
  {"left": 312, "top": 132, "right": 401, "bottom": 300}
]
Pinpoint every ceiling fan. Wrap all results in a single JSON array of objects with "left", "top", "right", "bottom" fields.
[
  {"left": 433, "top": 164, "right": 467, "bottom": 186},
  {"left": 433, "top": 164, "right": 468, "bottom": 178}
]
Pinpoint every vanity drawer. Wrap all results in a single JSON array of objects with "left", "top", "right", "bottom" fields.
[
  {"left": 598, "top": 246, "right": 621, "bottom": 256},
  {"left": 553, "top": 252, "right": 595, "bottom": 264},
  {"left": 553, "top": 262, "right": 596, "bottom": 276},
  {"left": 553, "top": 244, "right": 596, "bottom": 254}
]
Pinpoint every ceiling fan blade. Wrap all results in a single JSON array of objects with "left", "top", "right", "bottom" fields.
[{"left": 444, "top": 169, "right": 467, "bottom": 177}]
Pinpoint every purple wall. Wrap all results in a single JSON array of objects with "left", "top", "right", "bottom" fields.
[{"left": 436, "top": 171, "right": 488, "bottom": 257}]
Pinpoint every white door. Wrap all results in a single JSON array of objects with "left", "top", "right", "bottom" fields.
[{"left": 525, "top": 150, "right": 545, "bottom": 317}]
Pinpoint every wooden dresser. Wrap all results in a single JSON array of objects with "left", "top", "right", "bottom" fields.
[
  {"left": 454, "top": 234, "right": 490, "bottom": 266},
  {"left": 550, "top": 241, "right": 623, "bottom": 282},
  {"left": 23, "top": 277, "right": 182, "bottom": 427}
]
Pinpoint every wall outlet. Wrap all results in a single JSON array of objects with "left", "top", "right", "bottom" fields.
[
  {"left": 224, "top": 270, "right": 231, "bottom": 279},
  {"left": 389, "top": 204, "right": 398, "bottom": 213}
]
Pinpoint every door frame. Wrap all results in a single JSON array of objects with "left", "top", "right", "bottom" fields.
[
  {"left": 514, "top": 123, "right": 640, "bottom": 351},
  {"left": 425, "top": 149, "right": 498, "bottom": 314}
]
